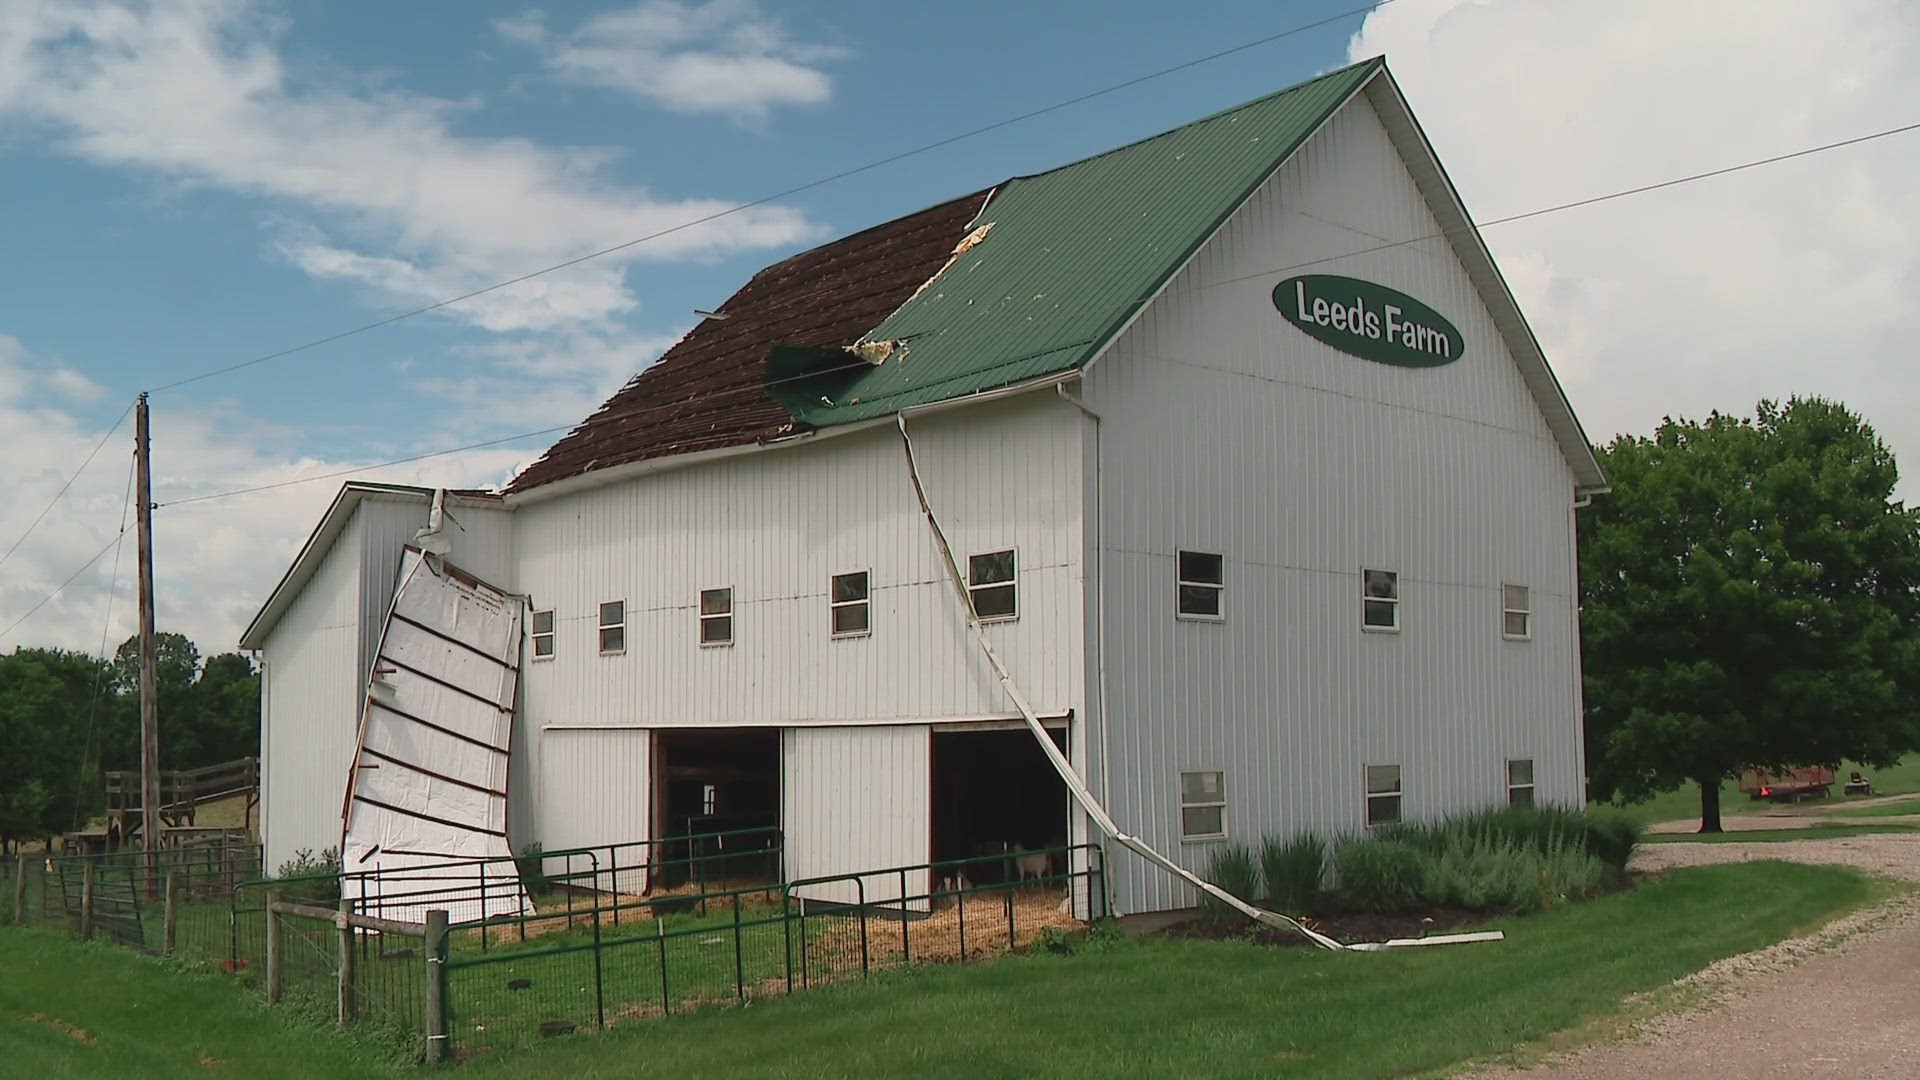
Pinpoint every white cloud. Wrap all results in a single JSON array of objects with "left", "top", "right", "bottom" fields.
[
  {"left": 0, "top": 0, "right": 822, "bottom": 328},
  {"left": 502, "top": 0, "right": 839, "bottom": 119},
  {"left": 1350, "top": 0, "right": 1920, "bottom": 495},
  {"left": 408, "top": 326, "right": 689, "bottom": 439},
  {"left": 0, "top": 337, "right": 534, "bottom": 656}
]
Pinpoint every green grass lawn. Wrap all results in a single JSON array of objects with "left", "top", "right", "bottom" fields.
[
  {"left": 1643, "top": 823, "right": 1920, "bottom": 844},
  {"left": 1595, "top": 756, "right": 1920, "bottom": 828},
  {"left": 0, "top": 861, "right": 1888, "bottom": 1079}
]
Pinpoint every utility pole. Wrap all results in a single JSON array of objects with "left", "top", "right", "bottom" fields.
[{"left": 135, "top": 392, "right": 161, "bottom": 897}]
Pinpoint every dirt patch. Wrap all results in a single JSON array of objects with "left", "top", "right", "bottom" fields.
[
  {"left": 1165, "top": 897, "right": 1498, "bottom": 946},
  {"left": 28, "top": 1011, "right": 94, "bottom": 1044}
]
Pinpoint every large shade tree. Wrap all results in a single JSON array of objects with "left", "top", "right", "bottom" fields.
[{"left": 1581, "top": 397, "right": 1920, "bottom": 831}]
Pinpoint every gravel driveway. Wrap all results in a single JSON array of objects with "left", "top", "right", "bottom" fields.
[{"left": 1465, "top": 833, "right": 1920, "bottom": 1080}]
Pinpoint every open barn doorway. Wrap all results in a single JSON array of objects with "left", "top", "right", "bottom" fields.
[
  {"left": 931, "top": 725, "right": 1070, "bottom": 888},
  {"left": 651, "top": 728, "right": 781, "bottom": 890}
]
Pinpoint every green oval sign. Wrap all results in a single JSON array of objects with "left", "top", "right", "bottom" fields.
[{"left": 1272, "top": 274, "right": 1463, "bottom": 367}]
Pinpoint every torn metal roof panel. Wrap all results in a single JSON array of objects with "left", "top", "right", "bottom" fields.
[{"left": 788, "top": 58, "right": 1382, "bottom": 426}]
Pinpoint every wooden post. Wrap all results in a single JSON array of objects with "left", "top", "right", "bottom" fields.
[
  {"left": 163, "top": 871, "right": 178, "bottom": 956},
  {"left": 135, "top": 394, "right": 162, "bottom": 899},
  {"left": 423, "top": 909, "right": 449, "bottom": 1064},
  {"left": 79, "top": 861, "right": 96, "bottom": 942},
  {"left": 11, "top": 857, "right": 26, "bottom": 925},
  {"left": 264, "top": 891, "right": 282, "bottom": 1004},
  {"left": 337, "top": 898, "right": 356, "bottom": 1025}
]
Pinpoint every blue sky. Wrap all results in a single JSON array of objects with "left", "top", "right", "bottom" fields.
[
  {"left": 1, "top": 0, "right": 1364, "bottom": 467},
  {"left": 4, "top": 0, "right": 1918, "bottom": 653}
]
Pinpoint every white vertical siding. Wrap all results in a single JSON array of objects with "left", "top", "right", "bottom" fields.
[
  {"left": 260, "top": 511, "right": 366, "bottom": 871},
  {"left": 783, "top": 725, "right": 931, "bottom": 908},
  {"left": 512, "top": 395, "right": 1084, "bottom": 734},
  {"left": 1085, "top": 93, "right": 1584, "bottom": 914},
  {"left": 538, "top": 729, "right": 650, "bottom": 894}
]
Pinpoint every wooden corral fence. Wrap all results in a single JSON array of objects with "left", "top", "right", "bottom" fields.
[{"left": 101, "top": 757, "right": 260, "bottom": 844}]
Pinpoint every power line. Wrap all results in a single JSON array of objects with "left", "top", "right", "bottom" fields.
[
  {"left": 145, "top": 2, "right": 1399, "bottom": 395},
  {"left": 150, "top": 115, "right": 1920, "bottom": 514},
  {"left": 0, "top": 399, "right": 136, "bottom": 575},
  {"left": 1200, "top": 118, "right": 1920, "bottom": 293},
  {"left": 154, "top": 424, "right": 577, "bottom": 508},
  {"left": 153, "top": 348, "right": 904, "bottom": 507},
  {"left": 69, "top": 454, "right": 136, "bottom": 831},
  {"left": 0, "top": 530, "right": 127, "bottom": 643}
]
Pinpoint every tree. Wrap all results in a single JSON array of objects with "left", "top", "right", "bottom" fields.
[
  {"left": 110, "top": 632, "right": 200, "bottom": 769},
  {"left": 1580, "top": 397, "right": 1920, "bottom": 831},
  {"left": 192, "top": 652, "right": 263, "bottom": 767},
  {"left": 0, "top": 648, "right": 116, "bottom": 847}
]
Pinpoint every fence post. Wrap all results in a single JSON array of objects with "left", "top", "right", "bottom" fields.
[
  {"left": 857, "top": 877, "right": 869, "bottom": 977},
  {"left": 957, "top": 880, "right": 967, "bottom": 958},
  {"left": 79, "top": 860, "right": 96, "bottom": 942},
  {"left": 781, "top": 890, "right": 795, "bottom": 994},
  {"left": 591, "top": 893, "right": 606, "bottom": 1030},
  {"left": 899, "top": 869, "right": 910, "bottom": 965},
  {"left": 11, "top": 857, "right": 25, "bottom": 925},
  {"left": 163, "top": 871, "right": 178, "bottom": 956},
  {"left": 731, "top": 892, "right": 745, "bottom": 1003},
  {"left": 337, "top": 898, "right": 356, "bottom": 1025},
  {"left": 656, "top": 917, "right": 671, "bottom": 1016},
  {"left": 1006, "top": 886, "right": 1015, "bottom": 950},
  {"left": 264, "top": 891, "right": 282, "bottom": 1004},
  {"left": 423, "top": 909, "right": 449, "bottom": 1064}
]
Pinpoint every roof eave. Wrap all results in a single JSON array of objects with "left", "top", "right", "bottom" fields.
[{"left": 238, "top": 481, "right": 434, "bottom": 650}]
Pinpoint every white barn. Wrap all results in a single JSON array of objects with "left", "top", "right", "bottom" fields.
[{"left": 243, "top": 57, "right": 1607, "bottom": 918}]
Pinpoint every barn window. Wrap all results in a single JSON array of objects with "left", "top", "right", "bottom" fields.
[
  {"left": 1362, "top": 569, "right": 1399, "bottom": 631},
  {"left": 830, "top": 571, "right": 870, "bottom": 637},
  {"left": 1176, "top": 550, "right": 1225, "bottom": 620},
  {"left": 968, "top": 549, "right": 1018, "bottom": 622},
  {"left": 1507, "top": 759, "right": 1536, "bottom": 807},
  {"left": 700, "top": 588, "right": 733, "bottom": 646},
  {"left": 1179, "top": 770, "right": 1227, "bottom": 840},
  {"left": 598, "top": 601, "right": 624, "bottom": 655},
  {"left": 1365, "top": 764, "right": 1402, "bottom": 825},
  {"left": 1502, "top": 584, "right": 1532, "bottom": 640},
  {"left": 530, "top": 609, "right": 555, "bottom": 659}
]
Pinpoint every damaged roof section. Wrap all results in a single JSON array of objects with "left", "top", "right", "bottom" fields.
[
  {"left": 504, "top": 189, "right": 991, "bottom": 494},
  {"left": 505, "top": 60, "right": 1379, "bottom": 495},
  {"left": 783, "top": 59, "right": 1384, "bottom": 428}
]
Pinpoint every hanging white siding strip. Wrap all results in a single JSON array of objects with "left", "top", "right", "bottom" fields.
[
  {"left": 342, "top": 550, "right": 532, "bottom": 925},
  {"left": 537, "top": 729, "right": 651, "bottom": 895},
  {"left": 782, "top": 725, "right": 931, "bottom": 910}
]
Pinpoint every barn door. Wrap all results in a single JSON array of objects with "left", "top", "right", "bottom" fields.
[
  {"left": 538, "top": 728, "right": 650, "bottom": 895},
  {"left": 782, "top": 725, "right": 931, "bottom": 911}
]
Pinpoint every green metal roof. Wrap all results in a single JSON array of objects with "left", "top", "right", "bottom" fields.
[{"left": 782, "top": 58, "right": 1383, "bottom": 427}]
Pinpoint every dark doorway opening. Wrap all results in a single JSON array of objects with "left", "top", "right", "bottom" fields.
[
  {"left": 931, "top": 726, "right": 1070, "bottom": 886},
  {"left": 653, "top": 728, "right": 780, "bottom": 888}
]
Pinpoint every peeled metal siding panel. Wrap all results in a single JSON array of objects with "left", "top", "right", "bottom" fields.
[
  {"left": 1085, "top": 94, "right": 1583, "bottom": 915},
  {"left": 538, "top": 729, "right": 650, "bottom": 895},
  {"left": 342, "top": 552, "right": 533, "bottom": 925},
  {"left": 783, "top": 725, "right": 931, "bottom": 910}
]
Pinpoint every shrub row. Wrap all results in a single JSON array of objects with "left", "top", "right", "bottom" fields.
[{"left": 1199, "top": 805, "right": 1644, "bottom": 920}]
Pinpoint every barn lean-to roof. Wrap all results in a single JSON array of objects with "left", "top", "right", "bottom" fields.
[{"left": 499, "top": 54, "right": 1601, "bottom": 495}]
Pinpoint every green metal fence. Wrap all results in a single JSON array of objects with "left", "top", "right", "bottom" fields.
[
  {"left": 5, "top": 836, "right": 1105, "bottom": 1064},
  {"left": 438, "top": 843, "right": 1104, "bottom": 1058}
]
